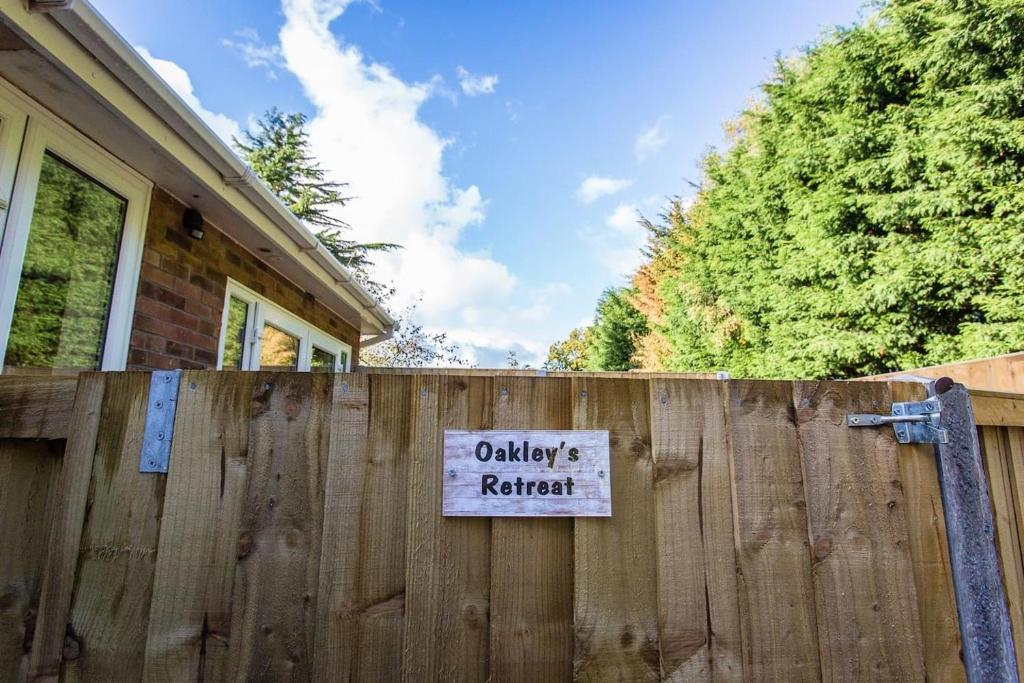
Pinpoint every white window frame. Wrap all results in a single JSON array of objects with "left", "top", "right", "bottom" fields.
[
  {"left": 217, "top": 278, "right": 352, "bottom": 372},
  {"left": 0, "top": 86, "right": 28, "bottom": 242},
  {"left": 0, "top": 77, "right": 152, "bottom": 373}
]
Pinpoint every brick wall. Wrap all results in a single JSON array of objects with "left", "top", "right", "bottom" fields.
[{"left": 128, "top": 188, "right": 361, "bottom": 371}]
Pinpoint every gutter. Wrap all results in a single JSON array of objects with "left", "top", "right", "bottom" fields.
[{"left": 44, "top": 0, "right": 395, "bottom": 333}]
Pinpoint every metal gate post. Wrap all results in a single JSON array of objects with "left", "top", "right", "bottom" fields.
[{"left": 933, "top": 380, "right": 1019, "bottom": 682}]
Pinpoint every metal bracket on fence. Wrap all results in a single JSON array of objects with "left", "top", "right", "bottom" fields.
[
  {"left": 848, "top": 377, "right": 1018, "bottom": 680},
  {"left": 139, "top": 370, "right": 182, "bottom": 474},
  {"left": 846, "top": 399, "right": 949, "bottom": 444}
]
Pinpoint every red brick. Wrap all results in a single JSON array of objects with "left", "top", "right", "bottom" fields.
[
  {"left": 165, "top": 340, "right": 194, "bottom": 360},
  {"left": 140, "top": 262, "right": 177, "bottom": 291},
  {"left": 129, "top": 188, "right": 362, "bottom": 371}
]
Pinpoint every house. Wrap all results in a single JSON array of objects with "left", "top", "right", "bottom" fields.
[{"left": 0, "top": 0, "right": 393, "bottom": 376}]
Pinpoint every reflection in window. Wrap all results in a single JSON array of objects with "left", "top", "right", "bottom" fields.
[
  {"left": 222, "top": 296, "right": 249, "bottom": 370},
  {"left": 5, "top": 152, "right": 127, "bottom": 374},
  {"left": 259, "top": 324, "right": 298, "bottom": 370},
  {"left": 310, "top": 346, "right": 336, "bottom": 372}
]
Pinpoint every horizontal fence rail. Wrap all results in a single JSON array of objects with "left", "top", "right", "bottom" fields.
[{"left": 4, "top": 370, "right": 1018, "bottom": 681}]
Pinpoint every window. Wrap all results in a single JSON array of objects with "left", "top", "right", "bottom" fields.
[
  {"left": 217, "top": 279, "right": 351, "bottom": 372},
  {"left": 0, "top": 79, "right": 150, "bottom": 375},
  {"left": 222, "top": 296, "right": 251, "bottom": 370}
]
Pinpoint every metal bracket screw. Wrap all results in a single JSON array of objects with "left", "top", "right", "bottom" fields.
[{"left": 847, "top": 398, "right": 949, "bottom": 444}]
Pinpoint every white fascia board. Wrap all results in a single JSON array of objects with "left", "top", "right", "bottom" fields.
[{"left": 0, "top": 0, "right": 394, "bottom": 334}]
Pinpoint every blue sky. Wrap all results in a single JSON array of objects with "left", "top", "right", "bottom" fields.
[{"left": 94, "top": 0, "right": 867, "bottom": 366}]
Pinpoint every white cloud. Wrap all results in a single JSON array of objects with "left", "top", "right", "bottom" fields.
[
  {"left": 576, "top": 175, "right": 633, "bottom": 204},
  {"left": 223, "top": 28, "right": 284, "bottom": 78},
  {"left": 606, "top": 203, "right": 640, "bottom": 233},
  {"left": 276, "top": 0, "right": 565, "bottom": 365},
  {"left": 634, "top": 115, "right": 671, "bottom": 161},
  {"left": 135, "top": 46, "right": 242, "bottom": 144},
  {"left": 577, "top": 203, "right": 647, "bottom": 278},
  {"left": 456, "top": 66, "right": 498, "bottom": 96}
]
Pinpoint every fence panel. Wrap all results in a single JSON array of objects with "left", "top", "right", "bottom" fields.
[{"left": 0, "top": 371, "right": 991, "bottom": 681}]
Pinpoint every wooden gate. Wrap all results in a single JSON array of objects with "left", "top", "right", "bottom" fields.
[{"left": 2, "top": 369, "right": 1014, "bottom": 681}]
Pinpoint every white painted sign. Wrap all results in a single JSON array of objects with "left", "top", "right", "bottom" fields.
[{"left": 442, "top": 430, "right": 611, "bottom": 517}]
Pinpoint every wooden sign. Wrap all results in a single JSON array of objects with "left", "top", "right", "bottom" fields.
[{"left": 442, "top": 430, "right": 611, "bottom": 517}]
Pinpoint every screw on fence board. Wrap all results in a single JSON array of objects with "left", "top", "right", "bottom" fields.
[
  {"left": 932, "top": 380, "right": 1018, "bottom": 682},
  {"left": 139, "top": 370, "right": 182, "bottom": 474}
]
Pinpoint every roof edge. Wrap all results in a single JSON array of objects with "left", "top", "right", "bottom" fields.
[{"left": 41, "top": 0, "right": 395, "bottom": 333}]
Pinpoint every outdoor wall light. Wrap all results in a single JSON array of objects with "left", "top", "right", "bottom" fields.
[{"left": 183, "top": 208, "right": 205, "bottom": 240}]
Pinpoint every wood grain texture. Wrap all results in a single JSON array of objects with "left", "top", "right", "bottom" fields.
[
  {"left": 726, "top": 380, "right": 820, "bottom": 681},
  {"left": 648, "top": 378, "right": 708, "bottom": 682},
  {"left": 792, "top": 381, "right": 926, "bottom": 680},
  {"left": 650, "top": 379, "right": 742, "bottom": 682},
  {"left": 314, "top": 373, "right": 412, "bottom": 682},
  {"left": 572, "top": 377, "right": 661, "bottom": 681},
  {"left": 980, "top": 425, "right": 1024, "bottom": 675},
  {"left": 490, "top": 376, "right": 574, "bottom": 682},
  {"left": 64, "top": 372, "right": 165, "bottom": 682},
  {"left": 867, "top": 351, "right": 1024, "bottom": 393},
  {"left": 0, "top": 439, "right": 62, "bottom": 683},
  {"left": 403, "top": 375, "right": 493, "bottom": 682},
  {"left": 972, "top": 392, "right": 1024, "bottom": 427},
  {"left": 889, "top": 382, "right": 966, "bottom": 682},
  {"left": 0, "top": 375, "right": 77, "bottom": 439},
  {"left": 1002, "top": 427, "right": 1024, "bottom": 675},
  {"left": 142, "top": 371, "right": 257, "bottom": 682},
  {"left": 26, "top": 373, "right": 106, "bottom": 681},
  {"left": 226, "top": 373, "right": 332, "bottom": 680}
]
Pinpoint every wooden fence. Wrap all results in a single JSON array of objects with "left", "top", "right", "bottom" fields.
[
  {"left": 867, "top": 350, "right": 1024, "bottom": 393},
  {"left": 1, "top": 370, "right": 1020, "bottom": 681}
]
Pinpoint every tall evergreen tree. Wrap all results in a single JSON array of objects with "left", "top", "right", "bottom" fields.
[
  {"left": 628, "top": 0, "right": 1024, "bottom": 378},
  {"left": 235, "top": 108, "right": 397, "bottom": 274},
  {"left": 587, "top": 288, "right": 648, "bottom": 371}
]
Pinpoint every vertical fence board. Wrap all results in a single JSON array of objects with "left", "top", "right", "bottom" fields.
[
  {"left": 726, "top": 381, "right": 820, "bottom": 681},
  {"left": 315, "top": 374, "right": 412, "bottom": 681},
  {"left": 648, "top": 379, "right": 709, "bottom": 682},
  {"left": 572, "top": 377, "right": 660, "bottom": 681},
  {"left": 313, "top": 374, "right": 368, "bottom": 681},
  {"left": 0, "top": 439, "right": 62, "bottom": 683},
  {"left": 64, "top": 373, "right": 164, "bottom": 682},
  {"left": 792, "top": 381, "right": 926, "bottom": 679},
  {"left": 226, "top": 373, "right": 332, "bottom": 680},
  {"left": 889, "top": 382, "right": 965, "bottom": 681},
  {"left": 1006, "top": 428, "right": 1024, "bottom": 575},
  {"left": 27, "top": 373, "right": 106, "bottom": 681},
  {"left": 650, "top": 379, "right": 742, "bottom": 682},
  {"left": 1006, "top": 426, "right": 1024, "bottom": 675},
  {"left": 142, "top": 371, "right": 257, "bottom": 681},
  {"left": 403, "top": 375, "right": 493, "bottom": 682},
  {"left": 489, "top": 377, "right": 574, "bottom": 682},
  {"left": 980, "top": 425, "right": 1024, "bottom": 674}
]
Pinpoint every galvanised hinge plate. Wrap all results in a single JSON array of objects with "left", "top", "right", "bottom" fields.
[
  {"left": 139, "top": 370, "right": 182, "bottom": 473},
  {"left": 846, "top": 398, "right": 949, "bottom": 444}
]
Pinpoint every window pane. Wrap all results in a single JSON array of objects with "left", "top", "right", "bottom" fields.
[
  {"left": 339, "top": 350, "right": 349, "bottom": 371},
  {"left": 310, "top": 346, "right": 336, "bottom": 372},
  {"left": 5, "top": 152, "right": 127, "bottom": 374},
  {"left": 259, "top": 324, "right": 298, "bottom": 370},
  {"left": 222, "top": 296, "right": 249, "bottom": 370}
]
